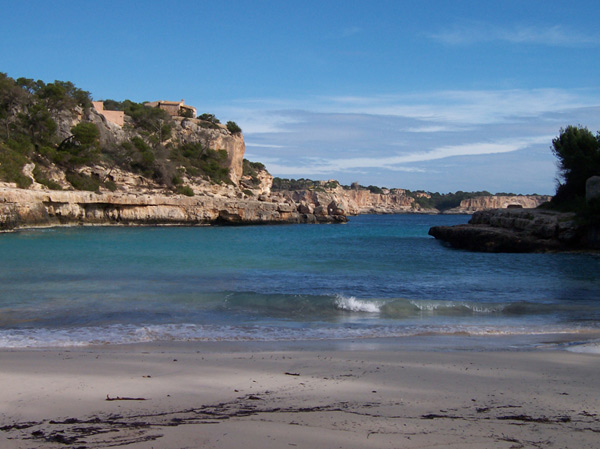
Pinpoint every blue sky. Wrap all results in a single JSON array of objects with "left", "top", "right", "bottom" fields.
[{"left": 2, "top": 1, "right": 599, "bottom": 194}]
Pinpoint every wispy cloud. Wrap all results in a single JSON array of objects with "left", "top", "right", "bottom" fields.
[
  {"left": 245, "top": 143, "right": 286, "bottom": 149},
  {"left": 323, "top": 89, "right": 595, "bottom": 125},
  {"left": 262, "top": 135, "right": 552, "bottom": 177},
  {"left": 429, "top": 23, "right": 600, "bottom": 47},
  {"left": 217, "top": 88, "right": 600, "bottom": 193},
  {"left": 232, "top": 88, "right": 598, "bottom": 135},
  {"left": 338, "top": 26, "right": 362, "bottom": 38}
]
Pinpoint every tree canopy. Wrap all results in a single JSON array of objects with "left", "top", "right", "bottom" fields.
[{"left": 551, "top": 125, "right": 600, "bottom": 205}]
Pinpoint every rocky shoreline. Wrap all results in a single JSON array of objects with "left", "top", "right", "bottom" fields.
[
  {"left": 0, "top": 187, "right": 347, "bottom": 232},
  {"left": 429, "top": 207, "right": 599, "bottom": 252}
]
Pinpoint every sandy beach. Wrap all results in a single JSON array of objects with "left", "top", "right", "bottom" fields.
[{"left": 0, "top": 339, "right": 599, "bottom": 449}]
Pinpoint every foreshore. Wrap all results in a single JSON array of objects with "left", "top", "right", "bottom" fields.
[{"left": 1, "top": 338, "right": 599, "bottom": 448}]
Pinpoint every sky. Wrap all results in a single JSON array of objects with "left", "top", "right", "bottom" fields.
[{"left": 2, "top": 0, "right": 599, "bottom": 194}]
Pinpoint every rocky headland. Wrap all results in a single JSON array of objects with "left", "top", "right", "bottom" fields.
[
  {"left": 429, "top": 176, "right": 600, "bottom": 252},
  {"left": 443, "top": 194, "right": 551, "bottom": 214},
  {"left": 429, "top": 207, "right": 599, "bottom": 252},
  {"left": 0, "top": 75, "right": 569, "bottom": 232}
]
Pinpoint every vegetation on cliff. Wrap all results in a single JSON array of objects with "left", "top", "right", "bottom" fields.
[
  {"left": 550, "top": 126, "right": 600, "bottom": 218},
  {"left": 272, "top": 177, "right": 341, "bottom": 192},
  {"left": 271, "top": 177, "right": 526, "bottom": 212},
  {"left": 0, "top": 73, "right": 239, "bottom": 192},
  {"left": 242, "top": 159, "right": 267, "bottom": 189},
  {"left": 407, "top": 190, "right": 494, "bottom": 211}
]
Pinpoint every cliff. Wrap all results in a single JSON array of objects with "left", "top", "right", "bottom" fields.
[
  {"left": 0, "top": 85, "right": 347, "bottom": 230},
  {"left": 0, "top": 186, "right": 346, "bottom": 231},
  {"left": 428, "top": 208, "right": 588, "bottom": 252},
  {"left": 444, "top": 195, "right": 552, "bottom": 214},
  {"left": 276, "top": 184, "right": 437, "bottom": 216},
  {"left": 82, "top": 108, "right": 246, "bottom": 185},
  {"left": 171, "top": 117, "right": 245, "bottom": 184},
  {"left": 0, "top": 75, "right": 566, "bottom": 232}
]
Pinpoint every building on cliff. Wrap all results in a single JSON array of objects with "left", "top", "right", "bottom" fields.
[
  {"left": 91, "top": 101, "right": 125, "bottom": 127},
  {"left": 144, "top": 99, "right": 197, "bottom": 118}
]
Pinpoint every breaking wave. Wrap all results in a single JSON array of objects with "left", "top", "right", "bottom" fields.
[{"left": 334, "top": 295, "right": 382, "bottom": 313}]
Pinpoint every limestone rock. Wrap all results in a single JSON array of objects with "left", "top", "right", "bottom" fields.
[
  {"left": 0, "top": 185, "right": 347, "bottom": 231},
  {"left": 429, "top": 208, "right": 581, "bottom": 252},
  {"left": 173, "top": 117, "right": 245, "bottom": 184},
  {"left": 444, "top": 195, "right": 552, "bottom": 214},
  {"left": 278, "top": 186, "right": 433, "bottom": 216}
]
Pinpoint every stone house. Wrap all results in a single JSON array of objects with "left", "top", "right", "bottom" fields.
[
  {"left": 144, "top": 99, "right": 197, "bottom": 118},
  {"left": 91, "top": 101, "right": 125, "bottom": 127}
]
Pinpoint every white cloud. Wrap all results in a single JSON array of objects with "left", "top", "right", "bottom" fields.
[
  {"left": 228, "top": 88, "right": 599, "bottom": 133},
  {"left": 322, "top": 89, "right": 595, "bottom": 125},
  {"left": 405, "top": 125, "right": 468, "bottom": 133},
  {"left": 264, "top": 135, "right": 552, "bottom": 177},
  {"left": 216, "top": 88, "right": 600, "bottom": 193},
  {"left": 429, "top": 23, "right": 600, "bottom": 47},
  {"left": 245, "top": 143, "right": 286, "bottom": 149}
]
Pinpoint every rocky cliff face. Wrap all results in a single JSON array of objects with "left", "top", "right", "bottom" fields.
[
  {"left": 429, "top": 208, "right": 584, "bottom": 252},
  {"left": 278, "top": 186, "right": 436, "bottom": 216},
  {"left": 173, "top": 117, "right": 245, "bottom": 184},
  {"left": 444, "top": 195, "right": 552, "bottom": 214},
  {"left": 0, "top": 107, "right": 348, "bottom": 230},
  {"left": 61, "top": 108, "right": 246, "bottom": 184},
  {"left": 0, "top": 186, "right": 346, "bottom": 231}
]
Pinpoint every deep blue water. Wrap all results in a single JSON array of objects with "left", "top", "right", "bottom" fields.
[{"left": 1, "top": 214, "right": 599, "bottom": 347}]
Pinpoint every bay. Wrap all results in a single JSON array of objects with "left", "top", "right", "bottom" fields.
[{"left": 1, "top": 214, "right": 599, "bottom": 348}]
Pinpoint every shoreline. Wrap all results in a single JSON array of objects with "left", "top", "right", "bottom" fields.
[
  {"left": 0, "top": 210, "right": 451, "bottom": 234},
  {"left": 2, "top": 324, "right": 600, "bottom": 351},
  {"left": 1, "top": 339, "right": 599, "bottom": 448}
]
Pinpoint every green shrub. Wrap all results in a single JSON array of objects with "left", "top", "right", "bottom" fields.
[
  {"left": 32, "top": 165, "right": 62, "bottom": 190},
  {"left": 103, "top": 179, "right": 117, "bottom": 192},
  {"left": 197, "top": 113, "right": 220, "bottom": 124},
  {"left": 226, "top": 121, "right": 242, "bottom": 134},
  {"left": 66, "top": 171, "right": 100, "bottom": 191},
  {"left": 179, "top": 108, "right": 194, "bottom": 118},
  {"left": 0, "top": 144, "right": 33, "bottom": 188},
  {"left": 170, "top": 143, "right": 231, "bottom": 184},
  {"left": 176, "top": 185, "right": 194, "bottom": 196},
  {"left": 367, "top": 185, "right": 384, "bottom": 194},
  {"left": 131, "top": 136, "right": 151, "bottom": 152},
  {"left": 71, "top": 122, "right": 99, "bottom": 147},
  {"left": 242, "top": 159, "right": 267, "bottom": 187},
  {"left": 198, "top": 121, "right": 220, "bottom": 130}
]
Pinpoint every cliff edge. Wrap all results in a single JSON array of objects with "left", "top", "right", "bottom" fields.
[
  {"left": 443, "top": 195, "right": 551, "bottom": 214},
  {"left": 428, "top": 208, "right": 597, "bottom": 252},
  {"left": 0, "top": 186, "right": 347, "bottom": 231}
]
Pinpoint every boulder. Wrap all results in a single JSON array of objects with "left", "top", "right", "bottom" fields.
[{"left": 586, "top": 176, "right": 600, "bottom": 202}]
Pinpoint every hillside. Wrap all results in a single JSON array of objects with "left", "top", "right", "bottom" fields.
[
  {"left": 0, "top": 74, "right": 348, "bottom": 229},
  {"left": 0, "top": 73, "right": 554, "bottom": 231}
]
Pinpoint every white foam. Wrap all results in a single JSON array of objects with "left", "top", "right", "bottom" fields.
[
  {"left": 409, "top": 300, "right": 503, "bottom": 313},
  {"left": 0, "top": 323, "right": 595, "bottom": 349},
  {"left": 566, "top": 342, "right": 600, "bottom": 354},
  {"left": 334, "top": 295, "right": 382, "bottom": 313}
]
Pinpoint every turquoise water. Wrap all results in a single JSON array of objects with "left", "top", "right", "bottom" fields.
[{"left": 1, "top": 214, "right": 599, "bottom": 347}]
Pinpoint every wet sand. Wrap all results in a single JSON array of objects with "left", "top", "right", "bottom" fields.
[{"left": 0, "top": 340, "right": 599, "bottom": 448}]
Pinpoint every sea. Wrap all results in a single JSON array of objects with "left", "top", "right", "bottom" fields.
[{"left": 1, "top": 214, "right": 600, "bottom": 351}]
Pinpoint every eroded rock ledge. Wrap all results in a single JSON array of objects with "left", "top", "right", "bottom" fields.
[
  {"left": 0, "top": 188, "right": 346, "bottom": 231},
  {"left": 428, "top": 208, "right": 596, "bottom": 252}
]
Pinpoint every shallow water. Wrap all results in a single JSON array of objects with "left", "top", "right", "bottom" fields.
[{"left": 1, "top": 214, "right": 599, "bottom": 348}]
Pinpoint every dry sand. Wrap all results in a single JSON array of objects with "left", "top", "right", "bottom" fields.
[{"left": 0, "top": 339, "right": 599, "bottom": 448}]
